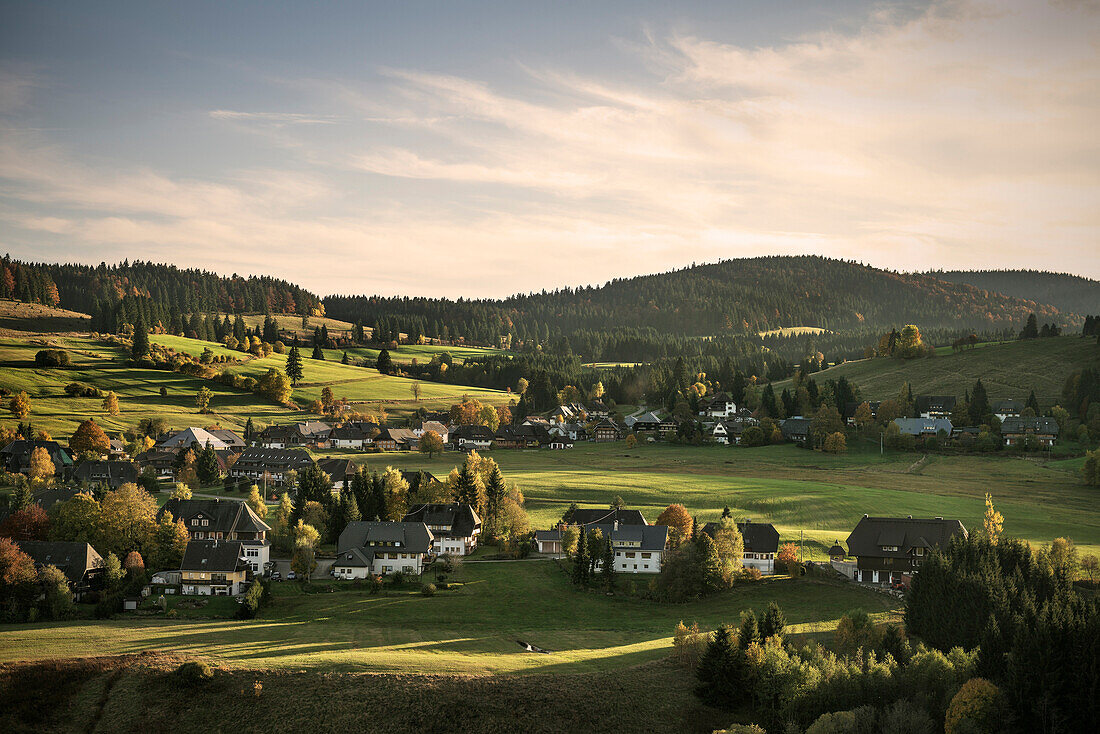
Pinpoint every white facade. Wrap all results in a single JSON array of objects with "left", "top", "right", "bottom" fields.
[
  {"left": 742, "top": 552, "right": 774, "bottom": 574},
  {"left": 600, "top": 548, "right": 662, "bottom": 574},
  {"left": 332, "top": 552, "right": 428, "bottom": 579},
  {"left": 331, "top": 437, "right": 365, "bottom": 450},
  {"left": 242, "top": 542, "right": 269, "bottom": 572}
]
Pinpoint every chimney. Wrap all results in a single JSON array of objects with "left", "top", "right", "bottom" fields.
[
  {"left": 613, "top": 519, "right": 619, "bottom": 532},
  {"left": 907, "top": 515, "right": 912, "bottom": 519}
]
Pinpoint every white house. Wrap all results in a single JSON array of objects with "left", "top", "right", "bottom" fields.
[
  {"left": 702, "top": 519, "right": 780, "bottom": 573},
  {"left": 179, "top": 540, "right": 250, "bottom": 596},
  {"left": 402, "top": 503, "right": 480, "bottom": 556},
  {"left": 333, "top": 521, "right": 434, "bottom": 579},
  {"left": 535, "top": 521, "right": 668, "bottom": 574},
  {"left": 700, "top": 392, "right": 737, "bottom": 419}
]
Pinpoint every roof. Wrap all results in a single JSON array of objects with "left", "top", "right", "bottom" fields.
[
  {"left": 375, "top": 427, "right": 419, "bottom": 444},
  {"left": 1, "top": 440, "right": 74, "bottom": 467},
  {"left": 1001, "top": 416, "right": 1059, "bottom": 435},
  {"left": 159, "top": 498, "right": 271, "bottom": 535},
  {"left": 828, "top": 541, "right": 847, "bottom": 557},
  {"left": 403, "top": 503, "right": 481, "bottom": 538},
  {"left": 991, "top": 399, "right": 1024, "bottom": 413},
  {"left": 232, "top": 447, "right": 314, "bottom": 470},
  {"left": 72, "top": 460, "right": 139, "bottom": 485},
  {"left": 180, "top": 540, "right": 248, "bottom": 573},
  {"left": 538, "top": 523, "right": 668, "bottom": 551},
  {"left": 17, "top": 541, "right": 103, "bottom": 584},
  {"left": 420, "top": 421, "right": 449, "bottom": 435},
  {"left": 450, "top": 424, "right": 494, "bottom": 441},
  {"left": 563, "top": 508, "right": 647, "bottom": 526},
  {"left": 337, "top": 521, "right": 434, "bottom": 555},
  {"left": 894, "top": 418, "right": 953, "bottom": 436},
  {"left": 32, "top": 486, "right": 82, "bottom": 511},
  {"left": 845, "top": 516, "right": 967, "bottom": 559},
  {"left": 700, "top": 520, "right": 780, "bottom": 554},
  {"left": 914, "top": 395, "right": 957, "bottom": 413},
  {"left": 333, "top": 546, "right": 375, "bottom": 568},
  {"left": 317, "top": 457, "right": 355, "bottom": 478},
  {"left": 157, "top": 427, "right": 235, "bottom": 450},
  {"left": 592, "top": 418, "right": 620, "bottom": 432},
  {"left": 780, "top": 417, "right": 811, "bottom": 438}
]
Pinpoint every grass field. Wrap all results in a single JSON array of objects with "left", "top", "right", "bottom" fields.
[
  {"left": 321, "top": 440, "right": 1100, "bottom": 558},
  {"left": 779, "top": 335, "right": 1099, "bottom": 404},
  {"left": 0, "top": 561, "right": 897, "bottom": 675},
  {"left": 0, "top": 299, "right": 91, "bottom": 335}
]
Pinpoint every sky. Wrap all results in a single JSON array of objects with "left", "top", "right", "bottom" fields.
[{"left": 0, "top": 0, "right": 1097, "bottom": 298}]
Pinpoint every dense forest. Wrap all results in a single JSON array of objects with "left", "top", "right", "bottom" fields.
[{"left": 931, "top": 269, "right": 1100, "bottom": 317}]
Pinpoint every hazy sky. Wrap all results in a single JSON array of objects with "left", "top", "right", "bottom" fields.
[{"left": 1, "top": 0, "right": 1097, "bottom": 297}]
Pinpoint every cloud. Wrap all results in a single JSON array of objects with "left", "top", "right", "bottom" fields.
[{"left": 208, "top": 110, "right": 338, "bottom": 125}]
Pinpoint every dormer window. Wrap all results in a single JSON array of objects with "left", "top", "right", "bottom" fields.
[
  {"left": 915, "top": 547, "right": 924, "bottom": 556},
  {"left": 881, "top": 545, "right": 899, "bottom": 552}
]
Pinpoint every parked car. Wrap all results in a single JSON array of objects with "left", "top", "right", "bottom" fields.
[
  {"left": 287, "top": 571, "right": 297, "bottom": 580},
  {"left": 270, "top": 571, "right": 281, "bottom": 581}
]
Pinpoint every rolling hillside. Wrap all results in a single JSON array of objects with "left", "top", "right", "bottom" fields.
[
  {"left": 931, "top": 269, "right": 1100, "bottom": 316},
  {"left": 782, "top": 335, "right": 1100, "bottom": 404}
]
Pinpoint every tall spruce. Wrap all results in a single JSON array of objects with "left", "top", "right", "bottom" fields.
[
  {"left": 285, "top": 345, "right": 304, "bottom": 386},
  {"left": 130, "top": 317, "right": 150, "bottom": 361}
]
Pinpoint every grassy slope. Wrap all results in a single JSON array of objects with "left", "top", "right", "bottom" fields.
[
  {"left": 0, "top": 562, "right": 896, "bottom": 675},
  {"left": 0, "top": 299, "right": 91, "bottom": 335},
  {"left": 784, "top": 335, "right": 1099, "bottom": 403},
  {"left": 324, "top": 441, "right": 1100, "bottom": 558}
]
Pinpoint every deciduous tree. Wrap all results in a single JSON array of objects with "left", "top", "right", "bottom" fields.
[
  {"left": 418, "top": 430, "right": 443, "bottom": 458},
  {"left": 656, "top": 504, "right": 693, "bottom": 548},
  {"left": 102, "top": 391, "right": 120, "bottom": 416},
  {"left": 9, "top": 391, "right": 31, "bottom": 419},
  {"left": 69, "top": 419, "right": 110, "bottom": 456}
]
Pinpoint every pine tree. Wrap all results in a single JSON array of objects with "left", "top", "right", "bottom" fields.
[
  {"left": 196, "top": 443, "right": 221, "bottom": 485},
  {"left": 737, "top": 609, "right": 761, "bottom": 649},
  {"left": 341, "top": 351, "right": 349, "bottom": 365},
  {"left": 1026, "top": 390, "right": 1040, "bottom": 415},
  {"left": 244, "top": 417, "right": 254, "bottom": 441},
  {"left": 311, "top": 343, "right": 324, "bottom": 360},
  {"left": 695, "top": 625, "right": 737, "bottom": 707},
  {"left": 484, "top": 465, "right": 506, "bottom": 541},
  {"left": 601, "top": 535, "right": 616, "bottom": 591},
  {"left": 376, "top": 349, "right": 393, "bottom": 375},
  {"left": 970, "top": 378, "right": 990, "bottom": 424},
  {"left": 695, "top": 533, "right": 724, "bottom": 593},
  {"left": 760, "top": 602, "right": 786, "bottom": 639},
  {"left": 130, "top": 317, "right": 150, "bottom": 361},
  {"left": 452, "top": 459, "right": 482, "bottom": 513},
  {"left": 285, "top": 346, "right": 304, "bottom": 386},
  {"left": 572, "top": 532, "right": 590, "bottom": 586}
]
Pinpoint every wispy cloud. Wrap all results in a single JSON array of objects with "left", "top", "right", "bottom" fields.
[{"left": 208, "top": 110, "right": 338, "bottom": 125}]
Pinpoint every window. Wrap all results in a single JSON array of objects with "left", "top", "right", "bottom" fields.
[
  {"left": 641, "top": 553, "right": 651, "bottom": 559},
  {"left": 881, "top": 545, "right": 899, "bottom": 552},
  {"left": 626, "top": 552, "right": 636, "bottom": 558},
  {"left": 915, "top": 547, "right": 924, "bottom": 556},
  {"left": 202, "top": 519, "right": 209, "bottom": 527}
]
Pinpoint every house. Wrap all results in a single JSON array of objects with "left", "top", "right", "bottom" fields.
[
  {"left": 563, "top": 507, "right": 648, "bottom": 526},
  {"left": 179, "top": 540, "right": 251, "bottom": 595},
  {"left": 992, "top": 399, "right": 1024, "bottom": 422},
  {"left": 72, "top": 459, "right": 139, "bottom": 489},
  {"left": 914, "top": 395, "right": 957, "bottom": 419},
  {"left": 700, "top": 392, "right": 737, "bottom": 419},
  {"left": 333, "top": 521, "right": 434, "bottom": 578},
  {"left": 402, "top": 503, "right": 481, "bottom": 556},
  {"left": 845, "top": 515, "right": 967, "bottom": 585},
  {"left": 417, "top": 421, "right": 450, "bottom": 444},
  {"left": 399, "top": 470, "right": 440, "bottom": 496},
  {"left": 1, "top": 440, "right": 74, "bottom": 476},
  {"left": 328, "top": 423, "right": 377, "bottom": 450},
  {"left": 549, "top": 423, "right": 587, "bottom": 441},
  {"left": 535, "top": 521, "right": 669, "bottom": 573},
  {"left": 494, "top": 424, "right": 548, "bottom": 449},
  {"left": 592, "top": 418, "right": 622, "bottom": 442},
  {"left": 229, "top": 447, "right": 314, "bottom": 486},
  {"left": 553, "top": 403, "right": 589, "bottom": 423},
  {"left": 546, "top": 436, "right": 574, "bottom": 450},
  {"left": 1001, "top": 416, "right": 1059, "bottom": 447},
  {"left": 587, "top": 400, "right": 610, "bottom": 419},
  {"left": 844, "top": 401, "right": 880, "bottom": 425},
  {"left": 780, "top": 417, "right": 811, "bottom": 444},
  {"left": 160, "top": 497, "right": 272, "bottom": 572},
  {"left": 628, "top": 411, "right": 664, "bottom": 433},
  {"left": 827, "top": 541, "right": 847, "bottom": 562},
  {"left": 893, "top": 418, "right": 953, "bottom": 438},
  {"left": 18, "top": 540, "right": 104, "bottom": 601},
  {"left": 701, "top": 519, "right": 780, "bottom": 573},
  {"left": 255, "top": 421, "right": 331, "bottom": 449},
  {"left": 711, "top": 419, "right": 757, "bottom": 445},
  {"left": 372, "top": 427, "right": 419, "bottom": 451},
  {"left": 450, "top": 424, "right": 494, "bottom": 450},
  {"left": 157, "top": 427, "right": 244, "bottom": 451},
  {"left": 107, "top": 438, "right": 127, "bottom": 458},
  {"left": 659, "top": 416, "right": 680, "bottom": 435},
  {"left": 32, "top": 487, "right": 82, "bottom": 512},
  {"left": 317, "top": 457, "right": 356, "bottom": 488}
]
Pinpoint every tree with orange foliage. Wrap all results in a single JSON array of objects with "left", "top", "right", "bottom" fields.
[{"left": 656, "top": 504, "right": 693, "bottom": 548}]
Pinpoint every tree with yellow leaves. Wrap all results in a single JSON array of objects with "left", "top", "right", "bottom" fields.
[
  {"left": 102, "top": 390, "right": 120, "bottom": 416},
  {"left": 983, "top": 493, "right": 1003, "bottom": 544}
]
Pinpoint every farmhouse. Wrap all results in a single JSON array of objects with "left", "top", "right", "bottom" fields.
[
  {"left": 180, "top": 540, "right": 250, "bottom": 596},
  {"left": 992, "top": 399, "right": 1024, "bottom": 422},
  {"left": 317, "top": 457, "right": 356, "bottom": 488},
  {"left": 451, "top": 424, "right": 494, "bottom": 450},
  {"left": 333, "top": 521, "right": 434, "bottom": 578},
  {"left": 0, "top": 440, "right": 73, "bottom": 476},
  {"left": 563, "top": 507, "right": 648, "bottom": 527},
  {"left": 134, "top": 449, "right": 178, "bottom": 478},
  {"left": 592, "top": 418, "right": 622, "bottom": 442},
  {"left": 546, "top": 436, "right": 574, "bottom": 450},
  {"left": 780, "top": 417, "right": 811, "bottom": 444},
  {"left": 416, "top": 420, "right": 449, "bottom": 444},
  {"left": 31, "top": 486, "right": 82, "bottom": 512},
  {"left": 157, "top": 427, "right": 244, "bottom": 451},
  {"left": 700, "top": 392, "right": 738, "bottom": 419},
  {"left": 701, "top": 519, "right": 780, "bottom": 573},
  {"left": 845, "top": 515, "right": 967, "bottom": 585},
  {"left": 893, "top": 418, "right": 953, "bottom": 438},
  {"left": 229, "top": 447, "right": 314, "bottom": 486},
  {"left": 72, "top": 459, "right": 138, "bottom": 489},
  {"left": 160, "top": 497, "right": 272, "bottom": 571},
  {"left": 328, "top": 423, "right": 378, "bottom": 450},
  {"left": 535, "top": 522, "right": 669, "bottom": 573},
  {"left": 372, "top": 427, "right": 419, "bottom": 451},
  {"left": 1001, "top": 416, "right": 1059, "bottom": 447},
  {"left": 914, "top": 395, "right": 956, "bottom": 419},
  {"left": 402, "top": 503, "right": 481, "bottom": 556},
  {"left": 17, "top": 540, "right": 104, "bottom": 601},
  {"left": 549, "top": 422, "right": 587, "bottom": 441},
  {"left": 255, "top": 421, "right": 331, "bottom": 449}
]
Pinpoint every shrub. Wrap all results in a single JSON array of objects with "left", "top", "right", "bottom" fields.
[
  {"left": 944, "top": 678, "right": 1004, "bottom": 734},
  {"left": 738, "top": 567, "right": 763, "bottom": 582},
  {"left": 174, "top": 661, "right": 214, "bottom": 686},
  {"left": 34, "top": 349, "right": 70, "bottom": 367},
  {"left": 392, "top": 571, "right": 406, "bottom": 586},
  {"left": 421, "top": 583, "right": 436, "bottom": 596},
  {"left": 64, "top": 381, "right": 100, "bottom": 398},
  {"left": 366, "top": 575, "right": 383, "bottom": 594},
  {"left": 237, "top": 581, "right": 265, "bottom": 619}
]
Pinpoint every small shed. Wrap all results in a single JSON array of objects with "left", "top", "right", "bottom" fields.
[{"left": 828, "top": 541, "right": 847, "bottom": 561}]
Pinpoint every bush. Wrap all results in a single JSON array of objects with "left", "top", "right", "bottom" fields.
[
  {"left": 365, "top": 575, "right": 383, "bottom": 594},
  {"left": 421, "top": 583, "right": 436, "bottom": 596},
  {"left": 34, "top": 349, "right": 70, "bottom": 367},
  {"left": 237, "top": 581, "right": 265, "bottom": 619},
  {"left": 944, "top": 678, "right": 1004, "bottom": 734},
  {"left": 94, "top": 592, "right": 121, "bottom": 619},
  {"left": 174, "top": 661, "right": 214, "bottom": 686},
  {"left": 64, "top": 381, "right": 101, "bottom": 398},
  {"left": 392, "top": 571, "right": 406, "bottom": 586}
]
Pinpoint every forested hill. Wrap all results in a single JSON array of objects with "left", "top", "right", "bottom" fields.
[
  {"left": 929, "top": 269, "right": 1100, "bottom": 316},
  {"left": 0, "top": 256, "right": 322, "bottom": 326},
  {"left": 324, "top": 256, "right": 1069, "bottom": 346}
]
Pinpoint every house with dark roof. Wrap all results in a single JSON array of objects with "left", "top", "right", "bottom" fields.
[
  {"left": 627, "top": 411, "right": 664, "bottom": 433},
  {"left": 914, "top": 395, "right": 957, "bottom": 419},
  {"left": 73, "top": 460, "right": 139, "bottom": 489},
  {"left": 317, "top": 457, "right": 356, "bottom": 488},
  {"left": 134, "top": 449, "right": 179, "bottom": 478},
  {"left": 255, "top": 421, "right": 331, "bottom": 449},
  {"left": 0, "top": 440, "right": 73, "bottom": 476},
  {"left": 546, "top": 435, "right": 574, "bottom": 450},
  {"left": 991, "top": 399, "right": 1024, "bottom": 422},
  {"left": 701, "top": 519, "right": 781, "bottom": 573},
  {"left": 592, "top": 418, "right": 622, "bottom": 442},
  {"left": 229, "top": 447, "right": 314, "bottom": 486},
  {"left": 160, "top": 498, "right": 272, "bottom": 572},
  {"left": 32, "top": 486, "right": 82, "bottom": 512},
  {"left": 157, "top": 427, "right": 244, "bottom": 451},
  {"left": 780, "top": 417, "right": 811, "bottom": 444},
  {"left": 845, "top": 515, "right": 967, "bottom": 585},
  {"left": 1001, "top": 416, "right": 1059, "bottom": 447},
  {"left": 333, "top": 521, "right": 434, "bottom": 578},
  {"left": 893, "top": 418, "right": 953, "bottom": 438},
  {"left": 18, "top": 540, "right": 104, "bottom": 601},
  {"left": 563, "top": 507, "right": 648, "bottom": 527},
  {"left": 700, "top": 392, "right": 738, "bottom": 419},
  {"left": 534, "top": 522, "right": 668, "bottom": 573},
  {"left": 179, "top": 540, "right": 251, "bottom": 595},
  {"left": 587, "top": 400, "right": 610, "bottom": 419},
  {"left": 328, "top": 422, "right": 381, "bottom": 450},
  {"left": 403, "top": 503, "right": 481, "bottom": 556},
  {"left": 450, "top": 424, "right": 494, "bottom": 450}
]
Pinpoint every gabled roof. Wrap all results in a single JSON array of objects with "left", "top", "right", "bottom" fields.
[
  {"left": 894, "top": 418, "right": 953, "bottom": 436},
  {"left": 563, "top": 508, "right": 647, "bottom": 526},
  {"left": 845, "top": 516, "right": 967, "bottom": 559},
  {"left": 700, "top": 519, "right": 780, "bottom": 554},
  {"left": 32, "top": 486, "right": 82, "bottom": 511},
  {"left": 403, "top": 503, "right": 481, "bottom": 538},
  {"left": 17, "top": 540, "right": 103, "bottom": 584},
  {"left": 450, "top": 424, "right": 494, "bottom": 440},
  {"left": 1001, "top": 416, "right": 1059, "bottom": 435},
  {"left": 157, "top": 427, "right": 235, "bottom": 450},
  {"left": 317, "top": 457, "right": 355, "bottom": 479},
  {"left": 180, "top": 540, "right": 248, "bottom": 573},
  {"left": 780, "top": 417, "right": 811, "bottom": 438},
  {"left": 72, "top": 460, "right": 139, "bottom": 485},
  {"left": 537, "top": 523, "right": 667, "bottom": 551},
  {"left": 337, "top": 521, "right": 434, "bottom": 555},
  {"left": 914, "top": 395, "right": 957, "bottom": 413},
  {"left": 420, "top": 421, "right": 449, "bottom": 435},
  {"left": 159, "top": 497, "right": 271, "bottom": 535},
  {"left": 232, "top": 447, "right": 314, "bottom": 470},
  {"left": 1, "top": 440, "right": 73, "bottom": 467},
  {"left": 991, "top": 399, "right": 1024, "bottom": 414}
]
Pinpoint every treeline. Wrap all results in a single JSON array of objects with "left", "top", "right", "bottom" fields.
[
  {"left": 931, "top": 268, "right": 1100, "bottom": 317},
  {"left": 2, "top": 257, "right": 321, "bottom": 321},
  {"left": 325, "top": 256, "right": 1066, "bottom": 361}
]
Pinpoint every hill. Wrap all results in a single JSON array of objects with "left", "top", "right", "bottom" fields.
[
  {"left": 930, "top": 269, "right": 1100, "bottom": 317},
  {"left": 780, "top": 335, "right": 1100, "bottom": 404}
]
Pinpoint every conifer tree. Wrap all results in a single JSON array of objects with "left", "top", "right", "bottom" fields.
[
  {"left": 285, "top": 345, "right": 304, "bottom": 386},
  {"left": 311, "top": 343, "right": 324, "bottom": 360},
  {"left": 737, "top": 609, "right": 761, "bottom": 649},
  {"left": 130, "top": 317, "right": 150, "bottom": 361},
  {"left": 572, "top": 531, "right": 590, "bottom": 586},
  {"left": 695, "top": 625, "right": 738, "bottom": 707},
  {"left": 196, "top": 443, "right": 220, "bottom": 485},
  {"left": 601, "top": 535, "right": 616, "bottom": 590},
  {"left": 760, "top": 602, "right": 786, "bottom": 639}
]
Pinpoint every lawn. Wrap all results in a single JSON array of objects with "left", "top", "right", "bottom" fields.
[
  {"left": 0, "top": 561, "right": 896, "bottom": 675},
  {"left": 777, "top": 335, "right": 1099, "bottom": 404}
]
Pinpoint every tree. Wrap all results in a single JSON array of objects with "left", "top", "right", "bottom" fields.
[
  {"left": 69, "top": 419, "right": 110, "bottom": 456},
  {"left": 834, "top": 608, "right": 878, "bottom": 655},
  {"left": 657, "top": 504, "right": 693, "bottom": 548},
  {"left": 9, "top": 482, "right": 32, "bottom": 513},
  {"left": 196, "top": 443, "right": 220, "bottom": 485},
  {"left": 340, "top": 351, "right": 349, "bottom": 365},
  {"left": 411, "top": 381, "right": 422, "bottom": 401},
  {"left": 418, "top": 430, "right": 443, "bottom": 458},
  {"left": 293, "top": 520, "right": 320, "bottom": 549},
  {"left": 777, "top": 542, "right": 800, "bottom": 575},
  {"left": 9, "top": 391, "right": 31, "bottom": 420},
  {"left": 822, "top": 431, "right": 847, "bottom": 454},
  {"left": 103, "top": 552, "right": 124, "bottom": 589},
  {"left": 27, "top": 447, "right": 55, "bottom": 486},
  {"left": 49, "top": 492, "right": 100, "bottom": 544},
  {"left": 130, "top": 317, "right": 150, "bottom": 361},
  {"left": 311, "top": 343, "right": 324, "bottom": 360},
  {"left": 853, "top": 401, "right": 874, "bottom": 427},
  {"left": 516, "top": 377, "right": 529, "bottom": 396},
  {"left": 572, "top": 529, "right": 590, "bottom": 586},
  {"left": 1080, "top": 553, "right": 1098, "bottom": 582},
  {"left": 0, "top": 504, "right": 49, "bottom": 542},
  {"left": 285, "top": 345, "right": 304, "bottom": 386},
  {"left": 451, "top": 458, "right": 483, "bottom": 514},
  {"left": 695, "top": 532, "right": 725, "bottom": 593},
  {"left": 381, "top": 467, "right": 410, "bottom": 521},
  {"left": 969, "top": 379, "right": 990, "bottom": 425},
  {"left": 983, "top": 493, "right": 1003, "bottom": 544},
  {"left": 38, "top": 564, "right": 73, "bottom": 620},
  {"left": 0, "top": 537, "right": 38, "bottom": 615},
  {"left": 195, "top": 387, "right": 212, "bottom": 413},
  {"left": 123, "top": 550, "right": 145, "bottom": 577},
  {"left": 102, "top": 391, "right": 120, "bottom": 416},
  {"left": 1019, "top": 313, "right": 1039, "bottom": 340},
  {"left": 625, "top": 433, "right": 638, "bottom": 449},
  {"left": 169, "top": 482, "right": 192, "bottom": 500},
  {"left": 945, "top": 678, "right": 1004, "bottom": 734},
  {"left": 98, "top": 483, "right": 158, "bottom": 557},
  {"left": 810, "top": 405, "right": 844, "bottom": 447},
  {"left": 246, "top": 485, "right": 267, "bottom": 520},
  {"left": 1047, "top": 537, "right": 1079, "bottom": 582},
  {"left": 257, "top": 368, "right": 292, "bottom": 404},
  {"left": 601, "top": 533, "right": 616, "bottom": 590},
  {"left": 291, "top": 542, "right": 316, "bottom": 581},
  {"left": 376, "top": 349, "right": 393, "bottom": 375},
  {"left": 760, "top": 602, "right": 786, "bottom": 639},
  {"left": 695, "top": 625, "right": 739, "bottom": 707},
  {"left": 711, "top": 517, "right": 745, "bottom": 587},
  {"left": 896, "top": 324, "right": 926, "bottom": 358},
  {"left": 149, "top": 513, "right": 189, "bottom": 571}
]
